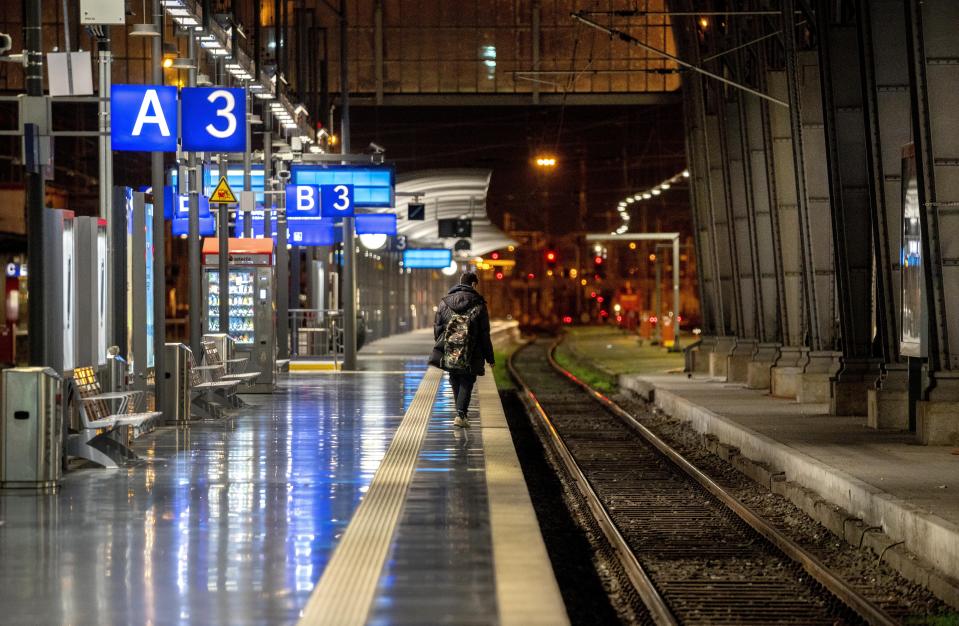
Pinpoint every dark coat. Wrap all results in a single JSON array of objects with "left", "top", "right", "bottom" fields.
[{"left": 428, "top": 284, "right": 495, "bottom": 375}]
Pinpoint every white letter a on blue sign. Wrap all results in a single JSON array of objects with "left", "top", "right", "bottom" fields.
[{"left": 132, "top": 89, "right": 172, "bottom": 137}]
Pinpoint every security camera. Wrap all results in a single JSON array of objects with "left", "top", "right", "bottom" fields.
[
  {"left": 368, "top": 142, "right": 385, "bottom": 153},
  {"left": 277, "top": 169, "right": 291, "bottom": 181},
  {"left": 0, "top": 33, "right": 12, "bottom": 56}
]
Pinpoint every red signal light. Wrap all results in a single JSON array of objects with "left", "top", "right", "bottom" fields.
[
  {"left": 495, "top": 271, "right": 504, "bottom": 280},
  {"left": 590, "top": 291, "right": 597, "bottom": 298},
  {"left": 562, "top": 315, "right": 573, "bottom": 324},
  {"left": 491, "top": 251, "right": 500, "bottom": 260},
  {"left": 545, "top": 250, "right": 557, "bottom": 263},
  {"left": 527, "top": 272, "right": 536, "bottom": 279},
  {"left": 594, "top": 255, "right": 603, "bottom": 265},
  {"left": 597, "top": 296, "right": 605, "bottom": 304}
]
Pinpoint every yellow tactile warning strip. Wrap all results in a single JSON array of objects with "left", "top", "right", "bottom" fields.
[
  {"left": 477, "top": 374, "right": 570, "bottom": 626},
  {"left": 297, "top": 366, "right": 442, "bottom": 626}
]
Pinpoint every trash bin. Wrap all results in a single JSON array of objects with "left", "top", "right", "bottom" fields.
[
  {"left": 1, "top": 367, "right": 63, "bottom": 490},
  {"left": 161, "top": 343, "right": 192, "bottom": 424}
]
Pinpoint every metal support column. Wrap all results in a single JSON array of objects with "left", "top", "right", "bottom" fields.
[
  {"left": 374, "top": 0, "right": 384, "bottom": 105},
  {"left": 276, "top": 179, "right": 289, "bottom": 359},
  {"left": 23, "top": 0, "right": 45, "bottom": 366},
  {"left": 151, "top": 0, "right": 166, "bottom": 412},
  {"left": 815, "top": 0, "right": 880, "bottom": 414},
  {"left": 218, "top": 156, "right": 229, "bottom": 332},
  {"left": 340, "top": 0, "right": 357, "bottom": 371},
  {"left": 782, "top": 0, "right": 820, "bottom": 352},
  {"left": 187, "top": 35, "right": 202, "bottom": 356}
]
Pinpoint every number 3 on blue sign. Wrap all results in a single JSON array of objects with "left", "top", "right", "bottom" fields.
[
  {"left": 321, "top": 184, "right": 355, "bottom": 217},
  {"left": 181, "top": 87, "right": 246, "bottom": 152}
]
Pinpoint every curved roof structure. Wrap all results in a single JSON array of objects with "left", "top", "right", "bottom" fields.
[{"left": 388, "top": 169, "right": 516, "bottom": 257}]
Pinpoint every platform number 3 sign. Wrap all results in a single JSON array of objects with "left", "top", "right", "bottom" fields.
[{"left": 320, "top": 184, "right": 355, "bottom": 217}]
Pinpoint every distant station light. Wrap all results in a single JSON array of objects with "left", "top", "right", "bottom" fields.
[{"left": 535, "top": 155, "right": 557, "bottom": 168}]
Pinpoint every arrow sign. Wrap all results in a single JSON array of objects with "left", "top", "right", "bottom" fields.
[{"left": 209, "top": 176, "right": 238, "bottom": 204}]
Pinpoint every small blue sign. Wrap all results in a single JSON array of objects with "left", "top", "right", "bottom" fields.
[
  {"left": 320, "top": 184, "right": 355, "bottom": 218},
  {"left": 164, "top": 186, "right": 211, "bottom": 220},
  {"left": 403, "top": 248, "right": 452, "bottom": 269},
  {"left": 288, "top": 219, "right": 338, "bottom": 246},
  {"left": 356, "top": 214, "right": 397, "bottom": 236},
  {"left": 111, "top": 84, "right": 178, "bottom": 152},
  {"left": 172, "top": 216, "right": 216, "bottom": 237},
  {"left": 286, "top": 184, "right": 321, "bottom": 217},
  {"left": 181, "top": 87, "right": 247, "bottom": 152}
]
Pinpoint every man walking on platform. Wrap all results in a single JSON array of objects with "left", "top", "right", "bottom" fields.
[{"left": 429, "top": 271, "right": 495, "bottom": 428}]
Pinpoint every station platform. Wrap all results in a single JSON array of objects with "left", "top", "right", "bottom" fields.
[
  {"left": 0, "top": 327, "right": 566, "bottom": 625},
  {"left": 559, "top": 327, "right": 959, "bottom": 607}
]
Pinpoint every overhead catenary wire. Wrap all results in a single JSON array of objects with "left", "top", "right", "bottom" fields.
[{"left": 570, "top": 11, "right": 789, "bottom": 108}]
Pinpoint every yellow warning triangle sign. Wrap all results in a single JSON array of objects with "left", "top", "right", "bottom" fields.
[{"left": 209, "top": 176, "right": 238, "bottom": 204}]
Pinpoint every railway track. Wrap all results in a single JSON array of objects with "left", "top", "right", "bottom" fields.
[{"left": 509, "top": 338, "right": 900, "bottom": 626}]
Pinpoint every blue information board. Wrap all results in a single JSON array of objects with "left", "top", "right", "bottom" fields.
[
  {"left": 181, "top": 87, "right": 247, "bottom": 152},
  {"left": 356, "top": 214, "right": 397, "bottom": 235},
  {"left": 403, "top": 249, "right": 452, "bottom": 269},
  {"left": 111, "top": 85, "right": 178, "bottom": 152},
  {"left": 292, "top": 165, "right": 394, "bottom": 208}
]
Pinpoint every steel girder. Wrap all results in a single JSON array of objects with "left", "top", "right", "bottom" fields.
[
  {"left": 705, "top": 111, "right": 739, "bottom": 336},
  {"left": 815, "top": 0, "right": 876, "bottom": 365},
  {"left": 744, "top": 74, "right": 786, "bottom": 345},
  {"left": 860, "top": 0, "right": 911, "bottom": 366},
  {"left": 905, "top": 0, "right": 959, "bottom": 376},
  {"left": 720, "top": 95, "right": 755, "bottom": 340},
  {"left": 766, "top": 70, "right": 806, "bottom": 348}
]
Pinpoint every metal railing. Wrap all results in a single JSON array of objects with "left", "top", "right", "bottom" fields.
[{"left": 289, "top": 309, "right": 344, "bottom": 365}]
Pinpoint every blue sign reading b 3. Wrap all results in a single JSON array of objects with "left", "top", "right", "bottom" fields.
[{"left": 181, "top": 87, "right": 246, "bottom": 152}]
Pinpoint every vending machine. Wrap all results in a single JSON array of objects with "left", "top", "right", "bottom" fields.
[
  {"left": 201, "top": 238, "right": 275, "bottom": 392},
  {"left": 75, "top": 216, "right": 108, "bottom": 369}
]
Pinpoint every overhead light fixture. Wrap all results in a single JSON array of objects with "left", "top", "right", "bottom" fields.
[
  {"left": 651, "top": 188, "right": 661, "bottom": 196},
  {"left": 131, "top": 23, "right": 161, "bottom": 37},
  {"left": 254, "top": 92, "right": 274, "bottom": 100},
  {"left": 173, "top": 15, "right": 199, "bottom": 27},
  {"left": 171, "top": 56, "right": 195, "bottom": 70}
]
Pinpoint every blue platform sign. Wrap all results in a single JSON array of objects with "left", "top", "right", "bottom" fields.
[
  {"left": 164, "top": 186, "right": 211, "bottom": 220},
  {"left": 286, "top": 184, "right": 321, "bottom": 217},
  {"left": 292, "top": 165, "right": 394, "bottom": 208},
  {"left": 180, "top": 87, "right": 246, "bottom": 152},
  {"left": 403, "top": 248, "right": 452, "bottom": 269},
  {"left": 172, "top": 216, "right": 215, "bottom": 236},
  {"left": 320, "top": 184, "right": 355, "bottom": 218},
  {"left": 356, "top": 214, "right": 397, "bottom": 236},
  {"left": 111, "top": 85, "right": 178, "bottom": 152},
  {"left": 288, "top": 218, "right": 338, "bottom": 246}
]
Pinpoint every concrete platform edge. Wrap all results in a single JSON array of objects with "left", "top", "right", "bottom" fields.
[
  {"left": 477, "top": 374, "right": 570, "bottom": 626},
  {"left": 620, "top": 374, "right": 959, "bottom": 605}
]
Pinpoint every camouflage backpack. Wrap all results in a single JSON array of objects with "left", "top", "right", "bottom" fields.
[{"left": 442, "top": 304, "right": 481, "bottom": 371}]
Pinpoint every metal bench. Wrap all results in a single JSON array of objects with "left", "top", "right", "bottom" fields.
[
  {"left": 201, "top": 340, "right": 260, "bottom": 387},
  {"left": 66, "top": 365, "right": 162, "bottom": 468},
  {"left": 189, "top": 351, "right": 242, "bottom": 417}
]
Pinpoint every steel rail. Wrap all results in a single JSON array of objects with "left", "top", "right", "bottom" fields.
[
  {"left": 542, "top": 337, "right": 899, "bottom": 626},
  {"left": 507, "top": 344, "right": 679, "bottom": 626}
]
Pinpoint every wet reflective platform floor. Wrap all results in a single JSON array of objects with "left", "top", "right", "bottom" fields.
[
  {"left": 0, "top": 366, "right": 423, "bottom": 624},
  {"left": 0, "top": 328, "right": 565, "bottom": 625}
]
